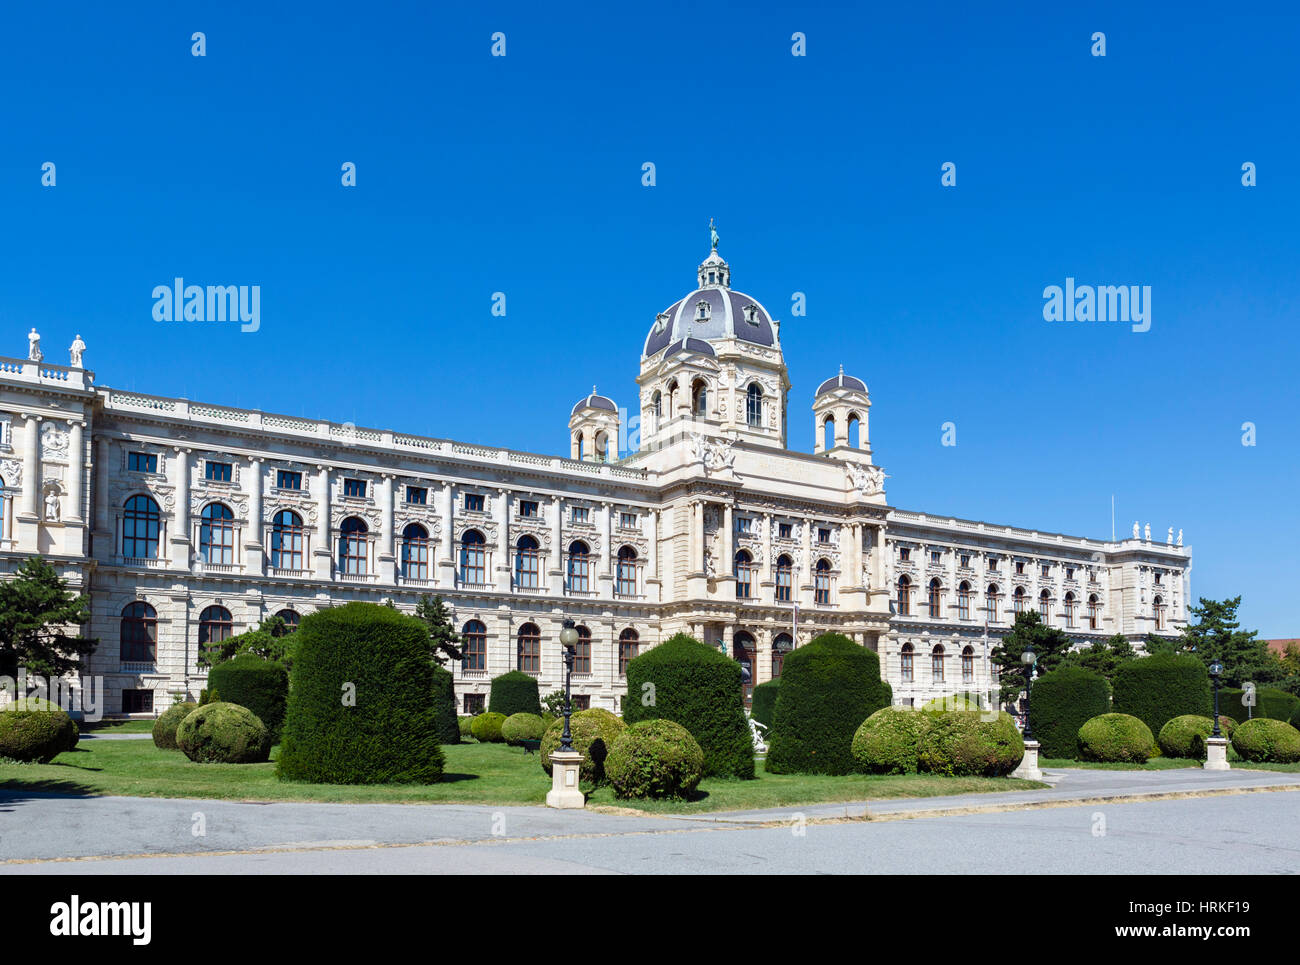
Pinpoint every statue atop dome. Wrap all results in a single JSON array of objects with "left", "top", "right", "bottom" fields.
[{"left": 709, "top": 217, "right": 719, "bottom": 252}]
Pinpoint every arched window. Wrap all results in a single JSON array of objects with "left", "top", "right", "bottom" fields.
[
  {"left": 901, "top": 642, "right": 914, "bottom": 682},
  {"left": 931, "top": 644, "right": 946, "bottom": 683},
  {"left": 692, "top": 379, "right": 708, "bottom": 417},
  {"left": 775, "top": 554, "right": 793, "bottom": 602},
  {"left": 772, "top": 632, "right": 793, "bottom": 677},
  {"left": 1088, "top": 593, "right": 1101, "bottom": 630},
  {"left": 122, "top": 494, "right": 161, "bottom": 559},
  {"left": 594, "top": 431, "right": 609, "bottom": 463},
  {"left": 574, "top": 433, "right": 584, "bottom": 460},
  {"left": 734, "top": 549, "right": 754, "bottom": 599},
  {"left": 957, "top": 581, "right": 972, "bottom": 620},
  {"left": 401, "top": 522, "right": 429, "bottom": 580},
  {"left": 270, "top": 510, "right": 304, "bottom": 570},
  {"left": 962, "top": 645, "right": 975, "bottom": 684},
  {"left": 848, "top": 413, "right": 861, "bottom": 449},
  {"left": 514, "top": 535, "right": 540, "bottom": 589},
  {"left": 823, "top": 415, "right": 836, "bottom": 451},
  {"left": 651, "top": 391, "right": 662, "bottom": 431},
  {"left": 928, "top": 578, "right": 943, "bottom": 618},
  {"left": 1154, "top": 595, "right": 1166, "bottom": 630},
  {"left": 567, "top": 540, "right": 591, "bottom": 592},
  {"left": 986, "top": 584, "right": 1000, "bottom": 622},
  {"left": 573, "top": 624, "right": 592, "bottom": 674},
  {"left": 338, "top": 516, "right": 369, "bottom": 575},
  {"left": 199, "top": 605, "right": 233, "bottom": 648},
  {"left": 616, "top": 546, "right": 638, "bottom": 597},
  {"left": 618, "top": 628, "right": 639, "bottom": 676},
  {"left": 666, "top": 379, "right": 678, "bottom": 415},
  {"left": 199, "top": 503, "right": 235, "bottom": 565},
  {"left": 273, "top": 609, "right": 300, "bottom": 635},
  {"left": 517, "top": 622, "right": 541, "bottom": 673},
  {"left": 815, "top": 559, "right": 832, "bottom": 605},
  {"left": 746, "top": 383, "right": 763, "bottom": 428},
  {"left": 459, "top": 529, "right": 486, "bottom": 585},
  {"left": 1038, "top": 590, "right": 1052, "bottom": 623},
  {"left": 1014, "top": 586, "right": 1027, "bottom": 614},
  {"left": 1063, "top": 591, "right": 1076, "bottom": 628},
  {"left": 462, "top": 619, "right": 487, "bottom": 671},
  {"left": 897, "top": 575, "right": 912, "bottom": 616},
  {"left": 120, "top": 601, "right": 157, "bottom": 663}
]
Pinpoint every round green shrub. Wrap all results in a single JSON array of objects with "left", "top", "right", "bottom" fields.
[
  {"left": 766, "top": 633, "right": 893, "bottom": 775},
  {"left": 852, "top": 706, "right": 930, "bottom": 774},
  {"left": 488, "top": 671, "right": 542, "bottom": 717},
  {"left": 1219, "top": 687, "right": 1300, "bottom": 725},
  {"left": 152, "top": 701, "right": 198, "bottom": 750},
  {"left": 623, "top": 634, "right": 754, "bottom": 779},
  {"left": 1078, "top": 713, "right": 1158, "bottom": 763},
  {"left": 208, "top": 655, "right": 288, "bottom": 740},
  {"left": 540, "top": 708, "right": 627, "bottom": 785},
  {"left": 1157, "top": 715, "right": 1223, "bottom": 759},
  {"left": 1030, "top": 666, "right": 1112, "bottom": 759},
  {"left": 606, "top": 719, "right": 705, "bottom": 800},
  {"left": 1112, "top": 653, "right": 1210, "bottom": 737},
  {"left": 457, "top": 715, "right": 475, "bottom": 739},
  {"left": 1231, "top": 718, "right": 1300, "bottom": 763},
  {"left": 501, "top": 712, "right": 545, "bottom": 745},
  {"left": 750, "top": 679, "right": 781, "bottom": 729},
  {"left": 277, "top": 602, "right": 444, "bottom": 784},
  {"left": 175, "top": 702, "right": 271, "bottom": 763},
  {"left": 917, "top": 710, "right": 1024, "bottom": 777},
  {"left": 0, "top": 698, "right": 79, "bottom": 762},
  {"left": 431, "top": 665, "right": 459, "bottom": 745},
  {"left": 470, "top": 711, "right": 506, "bottom": 743}
]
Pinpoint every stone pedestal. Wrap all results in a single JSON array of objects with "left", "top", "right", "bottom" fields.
[
  {"left": 1012, "top": 739, "right": 1043, "bottom": 781},
  {"left": 546, "top": 749, "right": 586, "bottom": 809},
  {"left": 1203, "top": 736, "right": 1230, "bottom": 771}
]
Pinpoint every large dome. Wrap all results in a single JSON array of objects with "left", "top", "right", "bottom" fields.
[{"left": 642, "top": 249, "right": 777, "bottom": 358}]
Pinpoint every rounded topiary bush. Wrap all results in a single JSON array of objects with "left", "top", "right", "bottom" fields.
[
  {"left": 175, "top": 702, "right": 271, "bottom": 763},
  {"left": 431, "top": 665, "right": 459, "bottom": 745},
  {"left": 277, "top": 602, "right": 444, "bottom": 784},
  {"left": 1112, "top": 653, "right": 1210, "bottom": 737},
  {"left": 1078, "top": 713, "right": 1157, "bottom": 763},
  {"left": 0, "top": 698, "right": 79, "bottom": 762},
  {"left": 540, "top": 708, "right": 626, "bottom": 785},
  {"left": 208, "top": 655, "right": 288, "bottom": 740},
  {"left": 623, "top": 634, "right": 754, "bottom": 779},
  {"left": 470, "top": 711, "right": 506, "bottom": 743},
  {"left": 458, "top": 715, "right": 475, "bottom": 739},
  {"left": 750, "top": 678, "right": 780, "bottom": 729},
  {"left": 1030, "top": 666, "right": 1112, "bottom": 759},
  {"left": 152, "top": 701, "right": 198, "bottom": 750},
  {"left": 917, "top": 710, "right": 1024, "bottom": 777},
  {"left": 766, "top": 633, "right": 893, "bottom": 775},
  {"left": 1157, "top": 715, "right": 1221, "bottom": 759},
  {"left": 488, "top": 671, "right": 542, "bottom": 718},
  {"left": 852, "top": 706, "right": 930, "bottom": 775},
  {"left": 1219, "top": 687, "right": 1300, "bottom": 725},
  {"left": 1231, "top": 718, "right": 1300, "bottom": 763},
  {"left": 500, "top": 712, "right": 545, "bottom": 746},
  {"left": 606, "top": 719, "right": 705, "bottom": 800}
]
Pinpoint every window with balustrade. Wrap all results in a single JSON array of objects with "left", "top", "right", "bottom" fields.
[
  {"left": 462, "top": 620, "right": 487, "bottom": 671},
  {"left": 517, "top": 622, "right": 541, "bottom": 673},
  {"left": 567, "top": 540, "right": 591, "bottom": 592},
  {"left": 735, "top": 549, "right": 754, "bottom": 599},
  {"left": 616, "top": 546, "right": 638, "bottom": 596},
  {"left": 514, "top": 535, "right": 540, "bottom": 589},
  {"left": 618, "top": 628, "right": 639, "bottom": 676},
  {"left": 119, "top": 601, "right": 156, "bottom": 664},
  {"left": 338, "top": 517, "right": 369, "bottom": 575},
  {"left": 199, "top": 503, "right": 235, "bottom": 565},
  {"left": 122, "top": 495, "right": 161, "bottom": 559},
  {"left": 775, "top": 555, "right": 793, "bottom": 602},
  {"left": 401, "top": 523, "right": 429, "bottom": 580},
  {"left": 271, "top": 510, "right": 304, "bottom": 569},
  {"left": 459, "top": 529, "right": 486, "bottom": 585},
  {"left": 815, "top": 559, "right": 832, "bottom": 605}
]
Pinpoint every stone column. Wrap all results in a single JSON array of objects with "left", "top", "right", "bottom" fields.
[
  {"left": 244, "top": 457, "right": 264, "bottom": 575},
  {"left": 19, "top": 414, "right": 40, "bottom": 520},
  {"left": 549, "top": 496, "right": 564, "bottom": 594},
  {"left": 437, "top": 482, "right": 454, "bottom": 584},
  {"left": 597, "top": 501, "right": 613, "bottom": 598},
  {"left": 691, "top": 501, "right": 704, "bottom": 573},
  {"left": 66, "top": 421, "right": 85, "bottom": 523},
  {"left": 313, "top": 465, "right": 332, "bottom": 579},
  {"left": 170, "top": 447, "right": 190, "bottom": 565},
  {"left": 379, "top": 475, "right": 395, "bottom": 583},
  {"left": 93, "top": 437, "right": 110, "bottom": 541},
  {"left": 759, "top": 513, "right": 774, "bottom": 598},
  {"left": 718, "top": 501, "right": 736, "bottom": 594},
  {"left": 800, "top": 519, "right": 814, "bottom": 606},
  {"left": 756, "top": 628, "right": 773, "bottom": 685},
  {"left": 494, "top": 488, "right": 511, "bottom": 592},
  {"left": 645, "top": 509, "right": 660, "bottom": 602}
]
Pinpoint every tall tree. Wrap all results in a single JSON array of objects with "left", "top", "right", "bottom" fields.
[
  {"left": 1178, "top": 596, "right": 1276, "bottom": 687},
  {"left": 990, "top": 610, "right": 1074, "bottom": 701},
  {"left": 1059, "top": 633, "right": 1138, "bottom": 682},
  {"left": 0, "top": 557, "right": 96, "bottom": 679},
  {"left": 414, "top": 595, "right": 463, "bottom": 666}
]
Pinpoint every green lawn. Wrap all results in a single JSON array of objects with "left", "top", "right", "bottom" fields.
[
  {"left": 80, "top": 718, "right": 155, "bottom": 734},
  {"left": 0, "top": 738, "right": 1046, "bottom": 813}
]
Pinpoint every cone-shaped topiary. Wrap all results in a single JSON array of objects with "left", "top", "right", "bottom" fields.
[
  {"left": 766, "top": 633, "right": 892, "bottom": 775},
  {"left": 0, "top": 698, "right": 79, "bottom": 762},
  {"left": 750, "top": 678, "right": 780, "bottom": 729},
  {"left": 431, "top": 664, "right": 459, "bottom": 745},
  {"left": 208, "top": 655, "right": 288, "bottom": 741},
  {"left": 1078, "top": 712, "right": 1157, "bottom": 763},
  {"left": 540, "top": 708, "right": 626, "bottom": 785},
  {"left": 1231, "top": 717, "right": 1300, "bottom": 763},
  {"left": 277, "top": 602, "right": 444, "bottom": 783},
  {"left": 623, "top": 633, "right": 754, "bottom": 778},
  {"left": 176, "top": 702, "right": 271, "bottom": 763},
  {"left": 1030, "top": 666, "right": 1111, "bottom": 759},
  {"left": 606, "top": 719, "right": 705, "bottom": 800},
  {"left": 152, "top": 701, "right": 198, "bottom": 750},
  {"left": 470, "top": 711, "right": 506, "bottom": 743},
  {"left": 488, "top": 670, "right": 542, "bottom": 717},
  {"left": 852, "top": 706, "right": 930, "bottom": 774},
  {"left": 501, "top": 712, "right": 545, "bottom": 745},
  {"left": 1112, "top": 653, "right": 1210, "bottom": 737},
  {"left": 916, "top": 710, "right": 1025, "bottom": 777}
]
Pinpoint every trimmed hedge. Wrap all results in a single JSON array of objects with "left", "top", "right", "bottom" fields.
[
  {"left": 1030, "top": 666, "right": 1111, "bottom": 759},
  {"left": 501, "top": 712, "right": 545, "bottom": 745},
  {"left": 432, "top": 665, "right": 459, "bottom": 745},
  {"left": 1112, "top": 653, "right": 1211, "bottom": 736},
  {"left": 852, "top": 706, "right": 929, "bottom": 775},
  {"left": 277, "top": 602, "right": 444, "bottom": 784},
  {"left": 623, "top": 634, "right": 754, "bottom": 779},
  {"left": 1218, "top": 687, "right": 1300, "bottom": 725},
  {"left": 917, "top": 710, "right": 1024, "bottom": 777},
  {"left": 606, "top": 719, "right": 705, "bottom": 800},
  {"left": 766, "top": 633, "right": 892, "bottom": 775},
  {"left": 457, "top": 716, "right": 475, "bottom": 739},
  {"left": 488, "top": 671, "right": 542, "bottom": 718},
  {"left": 0, "top": 698, "right": 79, "bottom": 762},
  {"left": 1078, "top": 713, "right": 1157, "bottom": 763},
  {"left": 540, "top": 708, "right": 626, "bottom": 785},
  {"left": 152, "top": 701, "right": 198, "bottom": 750},
  {"left": 208, "top": 655, "right": 289, "bottom": 740},
  {"left": 1157, "top": 715, "right": 1222, "bottom": 759},
  {"left": 176, "top": 702, "right": 271, "bottom": 763},
  {"left": 1231, "top": 718, "right": 1300, "bottom": 763},
  {"left": 750, "top": 679, "right": 781, "bottom": 729},
  {"left": 470, "top": 711, "right": 506, "bottom": 743}
]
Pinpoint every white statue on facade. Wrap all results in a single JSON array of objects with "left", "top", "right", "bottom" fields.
[
  {"left": 69, "top": 334, "right": 86, "bottom": 368},
  {"left": 1144, "top": 523, "right": 1151, "bottom": 541},
  {"left": 846, "top": 462, "right": 887, "bottom": 497},
  {"left": 1132, "top": 521, "right": 1140, "bottom": 539},
  {"left": 1177, "top": 529, "right": 1183, "bottom": 546},
  {"left": 43, "top": 489, "right": 60, "bottom": 522},
  {"left": 27, "top": 328, "right": 42, "bottom": 362},
  {"left": 1167, "top": 527, "right": 1174, "bottom": 545}
]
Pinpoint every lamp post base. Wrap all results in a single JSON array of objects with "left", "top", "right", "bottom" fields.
[
  {"left": 1203, "top": 736, "right": 1230, "bottom": 771},
  {"left": 546, "top": 750, "right": 586, "bottom": 809},
  {"left": 1011, "top": 740, "right": 1043, "bottom": 781}
]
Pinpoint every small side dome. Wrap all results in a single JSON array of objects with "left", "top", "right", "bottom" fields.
[
  {"left": 571, "top": 386, "right": 617, "bottom": 416},
  {"left": 816, "top": 365, "right": 867, "bottom": 397}
]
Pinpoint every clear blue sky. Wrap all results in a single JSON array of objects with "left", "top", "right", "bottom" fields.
[{"left": 1, "top": 2, "right": 1296, "bottom": 635}]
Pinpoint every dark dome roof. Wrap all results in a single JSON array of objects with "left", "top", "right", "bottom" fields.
[
  {"left": 816, "top": 370, "right": 867, "bottom": 396},
  {"left": 644, "top": 287, "right": 775, "bottom": 358},
  {"left": 571, "top": 389, "right": 617, "bottom": 416},
  {"left": 664, "top": 337, "right": 715, "bottom": 358}
]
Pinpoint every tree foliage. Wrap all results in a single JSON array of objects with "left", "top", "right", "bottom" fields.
[
  {"left": 414, "top": 595, "right": 463, "bottom": 667},
  {"left": 1179, "top": 597, "right": 1277, "bottom": 688},
  {"left": 990, "top": 611, "right": 1074, "bottom": 702},
  {"left": 0, "top": 557, "right": 95, "bottom": 680},
  {"left": 1059, "top": 634, "right": 1137, "bottom": 682}
]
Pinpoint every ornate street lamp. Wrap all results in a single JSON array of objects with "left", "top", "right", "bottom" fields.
[
  {"left": 1020, "top": 645, "right": 1037, "bottom": 741},
  {"left": 1209, "top": 661, "right": 1224, "bottom": 737},
  {"left": 558, "top": 618, "right": 579, "bottom": 752}
]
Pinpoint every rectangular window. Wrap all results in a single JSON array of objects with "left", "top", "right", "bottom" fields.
[
  {"left": 205, "top": 461, "right": 232, "bottom": 482},
  {"left": 574, "top": 632, "right": 592, "bottom": 675},
  {"left": 960, "top": 554, "right": 971, "bottom": 568},
  {"left": 519, "top": 500, "right": 538, "bottom": 517},
  {"left": 343, "top": 478, "right": 367, "bottom": 499},
  {"left": 931, "top": 550, "right": 942, "bottom": 565},
  {"left": 1041, "top": 564, "right": 1051, "bottom": 578},
  {"left": 406, "top": 486, "right": 428, "bottom": 505},
  {"left": 899, "top": 548, "right": 910, "bottom": 562},
  {"left": 463, "top": 694, "right": 485, "bottom": 714},
  {"left": 122, "top": 689, "right": 154, "bottom": 714},
  {"left": 462, "top": 625, "right": 487, "bottom": 672},
  {"left": 736, "top": 517, "right": 753, "bottom": 535},
  {"left": 818, "top": 528, "right": 831, "bottom": 544},
  {"left": 276, "top": 470, "right": 302, "bottom": 490},
  {"left": 987, "top": 557, "right": 998, "bottom": 571},
  {"left": 620, "top": 511, "right": 638, "bottom": 529},
  {"left": 127, "top": 452, "right": 158, "bottom": 474},
  {"left": 932, "top": 653, "right": 945, "bottom": 683},
  {"left": 778, "top": 523, "right": 793, "bottom": 539},
  {"left": 464, "top": 493, "right": 484, "bottom": 512},
  {"left": 1016, "top": 561, "right": 1025, "bottom": 575},
  {"left": 1066, "top": 567, "right": 1074, "bottom": 580},
  {"left": 572, "top": 695, "right": 591, "bottom": 711},
  {"left": 901, "top": 651, "right": 914, "bottom": 682},
  {"left": 571, "top": 506, "right": 590, "bottom": 524},
  {"left": 962, "top": 654, "right": 974, "bottom": 684}
]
